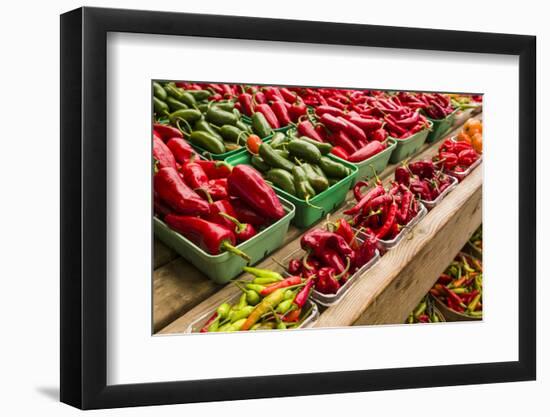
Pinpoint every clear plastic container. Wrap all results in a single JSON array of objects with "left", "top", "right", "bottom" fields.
[
  {"left": 184, "top": 292, "right": 319, "bottom": 333},
  {"left": 277, "top": 242, "right": 380, "bottom": 307},
  {"left": 420, "top": 175, "right": 458, "bottom": 210}
]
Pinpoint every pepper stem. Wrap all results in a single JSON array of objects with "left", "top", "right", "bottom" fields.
[
  {"left": 221, "top": 241, "right": 251, "bottom": 263},
  {"left": 302, "top": 251, "right": 314, "bottom": 271},
  {"left": 219, "top": 212, "right": 247, "bottom": 233},
  {"left": 305, "top": 195, "right": 323, "bottom": 210},
  {"left": 334, "top": 257, "right": 351, "bottom": 281},
  {"left": 175, "top": 118, "right": 193, "bottom": 134}
]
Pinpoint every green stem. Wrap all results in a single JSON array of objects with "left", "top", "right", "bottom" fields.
[{"left": 221, "top": 241, "right": 251, "bottom": 263}]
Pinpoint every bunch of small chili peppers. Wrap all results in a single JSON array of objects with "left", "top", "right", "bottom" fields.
[
  {"left": 394, "top": 160, "right": 455, "bottom": 203},
  {"left": 406, "top": 295, "right": 444, "bottom": 324},
  {"left": 433, "top": 138, "right": 481, "bottom": 178},
  {"left": 282, "top": 219, "right": 377, "bottom": 295},
  {"left": 199, "top": 266, "right": 314, "bottom": 332},
  {"left": 154, "top": 123, "right": 286, "bottom": 260},
  {"left": 429, "top": 250, "right": 483, "bottom": 318},
  {"left": 397, "top": 92, "right": 455, "bottom": 120},
  {"left": 344, "top": 175, "right": 421, "bottom": 241}
]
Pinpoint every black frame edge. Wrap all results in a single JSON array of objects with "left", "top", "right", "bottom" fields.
[{"left": 60, "top": 7, "right": 83, "bottom": 409}]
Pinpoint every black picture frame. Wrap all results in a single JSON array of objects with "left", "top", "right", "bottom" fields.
[{"left": 60, "top": 6, "right": 536, "bottom": 410}]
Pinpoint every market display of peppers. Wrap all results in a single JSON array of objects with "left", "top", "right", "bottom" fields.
[{"left": 153, "top": 82, "right": 485, "bottom": 332}]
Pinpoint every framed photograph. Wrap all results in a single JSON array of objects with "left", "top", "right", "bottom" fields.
[{"left": 60, "top": 6, "right": 536, "bottom": 410}]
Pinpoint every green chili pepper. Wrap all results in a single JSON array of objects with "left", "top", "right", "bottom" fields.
[
  {"left": 216, "top": 303, "right": 232, "bottom": 320},
  {"left": 246, "top": 290, "right": 261, "bottom": 306},
  {"left": 236, "top": 120, "right": 252, "bottom": 133},
  {"left": 413, "top": 301, "right": 427, "bottom": 318},
  {"left": 253, "top": 322, "right": 276, "bottom": 330},
  {"left": 169, "top": 109, "right": 202, "bottom": 126},
  {"left": 251, "top": 112, "right": 273, "bottom": 138},
  {"left": 220, "top": 125, "right": 248, "bottom": 144},
  {"left": 276, "top": 298, "right": 295, "bottom": 314},
  {"left": 270, "top": 132, "right": 289, "bottom": 149},
  {"left": 265, "top": 168, "right": 296, "bottom": 195},
  {"left": 284, "top": 289, "right": 295, "bottom": 300},
  {"left": 275, "top": 149, "right": 290, "bottom": 159},
  {"left": 259, "top": 143, "right": 295, "bottom": 172},
  {"left": 207, "top": 317, "right": 221, "bottom": 332},
  {"left": 166, "top": 96, "right": 189, "bottom": 112},
  {"left": 251, "top": 155, "right": 271, "bottom": 173},
  {"left": 164, "top": 83, "right": 198, "bottom": 108},
  {"left": 188, "top": 131, "right": 225, "bottom": 154},
  {"left": 194, "top": 119, "right": 224, "bottom": 141},
  {"left": 229, "top": 305, "right": 255, "bottom": 323},
  {"left": 318, "top": 156, "right": 351, "bottom": 179},
  {"left": 236, "top": 293, "right": 248, "bottom": 310},
  {"left": 243, "top": 266, "right": 283, "bottom": 281},
  {"left": 153, "top": 97, "right": 170, "bottom": 116},
  {"left": 187, "top": 89, "right": 211, "bottom": 101},
  {"left": 312, "top": 164, "right": 327, "bottom": 179},
  {"left": 253, "top": 276, "right": 282, "bottom": 285},
  {"left": 246, "top": 283, "right": 265, "bottom": 293},
  {"left": 217, "top": 322, "right": 233, "bottom": 332},
  {"left": 229, "top": 318, "right": 247, "bottom": 331},
  {"left": 212, "top": 101, "right": 235, "bottom": 112},
  {"left": 293, "top": 165, "right": 318, "bottom": 205},
  {"left": 206, "top": 106, "right": 238, "bottom": 126},
  {"left": 298, "top": 136, "right": 332, "bottom": 155},
  {"left": 153, "top": 82, "right": 167, "bottom": 101},
  {"left": 287, "top": 139, "right": 322, "bottom": 164},
  {"left": 302, "top": 163, "right": 329, "bottom": 193}
]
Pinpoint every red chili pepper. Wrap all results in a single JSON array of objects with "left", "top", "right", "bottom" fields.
[
  {"left": 193, "top": 160, "right": 233, "bottom": 180},
  {"left": 153, "top": 136, "right": 177, "bottom": 170},
  {"left": 154, "top": 192, "right": 172, "bottom": 219},
  {"left": 165, "top": 215, "right": 250, "bottom": 261},
  {"left": 436, "top": 152, "right": 459, "bottom": 170},
  {"left": 347, "top": 140, "right": 386, "bottom": 163},
  {"left": 271, "top": 100, "right": 292, "bottom": 126},
  {"left": 219, "top": 212, "right": 257, "bottom": 243},
  {"left": 231, "top": 198, "right": 267, "bottom": 227},
  {"left": 330, "top": 146, "right": 350, "bottom": 160},
  {"left": 206, "top": 199, "right": 238, "bottom": 229},
  {"left": 352, "top": 180, "right": 370, "bottom": 201},
  {"left": 255, "top": 104, "right": 280, "bottom": 129},
  {"left": 315, "top": 105, "right": 346, "bottom": 117},
  {"left": 228, "top": 165, "right": 285, "bottom": 221},
  {"left": 297, "top": 120, "right": 324, "bottom": 142},
  {"left": 327, "top": 97, "right": 347, "bottom": 110},
  {"left": 200, "top": 312, "right": 218, "bottom": 333},
  {"left": 315, "top": 258, "right": 350, "bottom": 295},
  {"left": 288, "top": 259, "right": 302, "bottom": 275},
  {"left": 203, "top": 178, "right": 229, "bottom": 201},
  {"left": 409, "top": 160, "right": 435, "bottom": 179},
  {"left": 458, "top": 149, "right": 479, "bottom": 166},
  {"left": 397, "top": 189, "right": 412, "bottom": 223},
  {"left": 294, "top": 277, "right": 314, "bottom": 308},
  {"left": 370, "top": 127, "right": 388, "bottom": 142},
  {"left": 263, "top": 86, "right": 285, "bottom": 102},
  {"left": 181, "top": 162, "right": 209, "bottom": 190},
  {"left": 347, "top": 116, "right": 383, "bottom": 132},
  {"left": 329, "top": 130, "right": 358, "bottom": 155},
  {"left": 280, "top": 87, "right": 297, "bottom": 104},
  {"left": 260, "top": 276, "right": 302, "bottom": 296},
  {"left": 166, "top": 138, "right": 197, "bottom": 164},
  {"left": 288, "top": 100, "right": 307, "bottom": 122},
  {"left": 301, "top": 229, "right": 355, "bottom": 263},
  {"left": 320, "top": 113, "right": 348, "bottom": 132},
  {"left": 376, "top": 202, "right": 398, "bottom": 239},
  {"left": 283, "top": 308, "right": 302, "bottom": 323},
  {"left": 344, "top": 185, "right": 385, "bottom": 216},
  {"left": 153, "top": 123, "right": 183, "bottom": 141},
  {"left": 238, "top": 93, "right": 254, "bottom": 116},
  {"left": 355, "top": 233, "right": 377, "bottom": 268},
  {"left": 254, "top": 91, "right": 267, "bottom": 105},
  {"left": 338, "top": 116, "right": 368, "bottom": 143},
  {"left": 332, "top": 218, "right": 360, "bottom": 250},
  {"left": 154, "top": 167, "right": 210, "bottom": 216}
]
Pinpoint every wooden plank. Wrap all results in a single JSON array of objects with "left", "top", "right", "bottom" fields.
[
  {"left": 153, "top": 238, "right": 178, "bottom": 270},
  {"left": 155, "top": 114, "right": 482, "bottom": 333},
  {"left": 315, "top": 164, "right": 482, "bottom": 327}
]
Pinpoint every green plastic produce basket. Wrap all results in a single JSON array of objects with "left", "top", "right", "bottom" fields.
[
  {"left": 153, "top": 198, "right": 295, "bottom": 284},
  {"left": 226, "top": 152, "right": 358, "bottom": 228},
  {"left": 333, "top": 138, "right": 397, "bottom": 181},
  {"left": 426, "top": 108, "right": 459, "bottom": 143},
  {"left": 389, "top": 123, "right": 431, "bottom": 164}
]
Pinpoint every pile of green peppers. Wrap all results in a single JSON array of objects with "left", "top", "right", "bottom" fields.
[
  {"left": 251, "top": 131, "right": 352, "bottom": 203},
  {"left": 153, "top": 82, "right": 273, "bottom": 155}
]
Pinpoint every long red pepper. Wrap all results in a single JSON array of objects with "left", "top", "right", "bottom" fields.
[
  {"left": 330, "top": 131, "right": 358, "bottom": 154},
  {"left": 153, "top": 136, "right": 177, "bottom": 169},
  {"left": 238, "top": 93, "right": 254, "bottom": 116},
  {"left": 206, "top": 199, "right": 238, "bottom": 229},
  {"left": 227, "top": 165, "right": 285, "bottom": 220},
  {"left": 344, "top": 185, "right": 385, "bottom": 215},
  {"left": 255, "top": 104, "right": 280, "bottom": 128},
  {"left": 153, "top": 123, "right": 183, "bottom": 141},
  {"left": 166, "top": 138, "right": 197, "bottom": 164},
  {"left": 271, "top": 100, "right": 292, "bottom": 126},
  {"left": 231, "top": 198, "right": 267, "bottom": 227},
  {"left": 320, "top": 113, "right": 348, "bottom": 132},
  {"left": 260, "top": 276, "right": 302, "bottom": 296},
  {"left": 297, "top": 120, "right": 324, "bottom": 142},
  {"left": 348, "top": 141, "right": 386, "bottom": 163},
  {"left": 338, "top": 116, "right": 367, "bottom": 143},
  {"left": 315, "top": 105, "right": 346, "bottom": 117},
  {"left": 376, "top": 202, "right": 398, "bottom": 239},
  {"left": 181, "top": 162, "right": 209, "bottom": 189},
  {"left": 154, "top": 167, "right": 210, "bottom": 216},
  {"left": 194, "top": 160, "right": 232, "bottom": 180},
  {"left": 294, "top": 278, "right": 314, "bottom": 308},
  {"left": 164, "top": 215, "right": 250, "bottom": 261}
]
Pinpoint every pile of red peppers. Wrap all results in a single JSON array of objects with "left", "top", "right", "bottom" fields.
[
  {"left": 394, "top": 160, "right": 454, "bottom": 202},
  {"left": 153, "top": 123, "right": 286, "bottom": 259},
  {"left": 433, "top": 138, "right": 481, "bottom": 178},
  {"left": 397, "top": 92, "right": 455, "bottom": 120}
]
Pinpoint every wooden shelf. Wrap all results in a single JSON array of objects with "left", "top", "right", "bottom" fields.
[{"left": 154, "top": 110, "right": 482, "bottom": 334}]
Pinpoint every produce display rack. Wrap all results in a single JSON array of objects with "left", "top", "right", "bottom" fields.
[{"left": 153, "top": 111, "right": 482, "bottom": 334}]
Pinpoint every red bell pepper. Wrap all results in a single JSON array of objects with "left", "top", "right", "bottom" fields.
[{"left": 154, "top": 167, "right": 210, "bottom": 216}]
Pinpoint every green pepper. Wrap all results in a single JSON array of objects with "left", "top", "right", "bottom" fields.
[
  {"left": 276, "top": 298, "right": 295, "bottom": 315},
  {"left": 206, "top": 106, "right": 238, "bottom": 126},
  {"left": 302, "top": 163, "right": 329, "bottom": 193},
  {"left": 270, "top": 132, "right": 289, "bottom": 149},
  {"left": 216, "top": 303, "right": 232, "bottom": 320},
  {"left": 259, "top": 143, "right": 295, "bottom": 172},
  {"left": 217, "top": 322, "right": 233, "bottom": 332},
  {"left": 251, "top": 112, "right": 273, "bottom": 138},
  {"left": 212, "top": 101, "right": 235, "bottom": 112},
  {"left": 233, "top": 108, "right": 241, "bottom": 119},
  {"left": 164, "top": 83, "right": 198, "bottom": 108},
  {"left": 293, "top": 165, "right": 318, "bottom": 204},
  {"left": 312, "top": 164, "right": 327, "bottom": 179},
  {"left": 187, "top": 89, "right": 211, "bottom": 101},
  {"left": 275, "top": 149, "right": 290, "bottom": 160},
  {"left": 166, "top": 96, "right": 189, "bottom": 112},
  {"left": 194, "top": 119, "right": 224, "bottom": 142},
  {"left": 229, "top": 318, "right": 247, "bottom": 331},
  {"left": 287, "top": 139, "right": 322, "bottom": 164},
  {"left": 298, "top": 136, "right": 333, "bottom": 155},
  {"left": 246, "top": 290, "right": 261, "bottom": 306},
  {"left": 229, "top": 305, "right": 255, "bottom": 323},
  {"left": 236, "top": 120, "right": 252, "bottom": 133},
  {"left": 327, "top": 177, "right": 339, "bottom": 186},
  {"left": 169, "top": 109, "right": 202, "bottom": 126},
  {"left": 284, "top": 289, "right": 295, "bottom": 299},
  {"left": 153, "top": 81, "right": 167, "bottom": 101},
  {"left": 220, "top": 125, "right": 248, "bottom": 144},
  {"left": 251, "top": 155, "right": 271, "bottom": 173},
  {"left": 252, "top": 322, "right": 276, "bottom": 330},
  {"left": 243, "top": 266, "right": 284, "bottom": 281},
  {"left": 188, "top": 131, "right": 225, "bottom": 154},
  {"left": 207, "top": 317, "right": 221, "bottom": 332},
  {"left": 253, "top": 276, "right": 282, "bottom": 285},
  {"left": 236, "top": 293, "right": 248, "bottom": 310},
  {"left": 246, "top": 283, "right": 265, "bottom": 293},
  {"left": 153, "top": 97, "right": 170, "bottom": 116},
  {"left": 266, "top": 168, "right": 296, "bottom": 195},
  {"left": 318, "top": 156, "right": 351, "bottom": 179}
]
